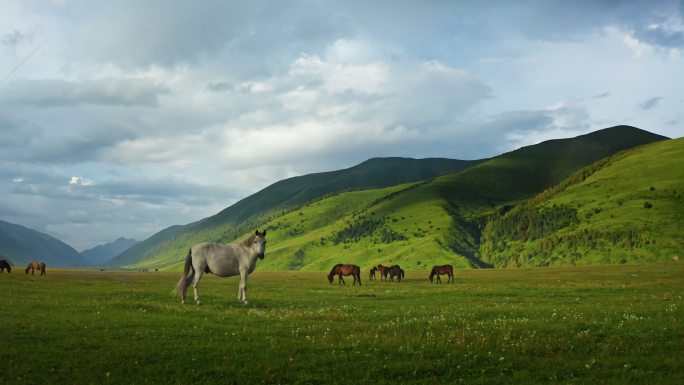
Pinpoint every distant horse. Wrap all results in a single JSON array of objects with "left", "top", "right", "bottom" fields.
[
  {"left": 369, "top": 266, "right": 377, "bottom": 280},
  {"left": 327, "top": 264, "right": 361, "bottom": 285},
  {"left": 429, "top": 265, "right": 454, "bottom": 283},
  {"left": 25, "top": 261, "right": 46, "bottom": 276},
  {"left": 386, "top": 265, "right": 405, "bottom": 282},
  {"left": 0, "top": 259, "right": 11, "bottom": 273},
  {"left": 175, "top": 230, "right": 267, "bottom": 305},
  {"left": 376, "top": 264, "right": 389, "bottom": 281}
]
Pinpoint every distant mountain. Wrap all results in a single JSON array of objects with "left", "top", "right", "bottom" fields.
[
  {"left": 108, "top": 157, "right": 479, "bottom": 267},
  {"left": 113, "top": 125, "right": 669, "bottom": 270},
  {"left": 245, "top": 125, "right": 670, "bottom": 271},
  {"left": 480, "top": 136, "right": 684, "bottom": 266},
  {"left": 0, "top": 219, "right": 86, "bottom": 267},
  {"left": 80, "top": 237, "right": 138, "bottom": 264}
]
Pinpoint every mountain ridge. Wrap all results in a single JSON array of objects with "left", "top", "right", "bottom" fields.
[
  {"left": 480, "top": 137, "right": 684, "bottom": 266},
  {"left": 119, "top": 125, "right": 669, "bottom": 270},
  {"left": 0, "top": 219, "right": 86, "bottom": 267},
  {"left": 108, "top": 157, "right": 480, "bottom": 267},
  {"left": 80, "top": 237, "right": 138, "bottom": 264}
]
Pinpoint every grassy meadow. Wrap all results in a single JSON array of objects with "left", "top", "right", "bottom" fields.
[{"left": 1, "top": 263, "right": 682, "bottom": 385}]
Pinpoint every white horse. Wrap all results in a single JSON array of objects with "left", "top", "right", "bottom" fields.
[{"left": 175, "top": 230, "right": 267, "bottom": 305}]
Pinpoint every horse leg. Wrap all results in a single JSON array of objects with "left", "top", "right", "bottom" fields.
[
  {"left": 238, "top": 270, "right": 249, "bottom": 304},
  {"left": 437, "top": 274, "right": 441, "bottom": 284},
  {"left": 339, "top": 275, "right": 345, "bottom": 285},
  {"left": 192, "top": 270, "right": 204, "bottom": 305}
]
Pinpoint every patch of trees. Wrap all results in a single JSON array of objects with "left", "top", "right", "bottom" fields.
[
  {"left": 483, "top": 227, "right": 654, "bottom": 267},
  {"left": 331, "top": 214, "right": 407, "bottom": 245},
  {"left": 288, "top": 249, "right": 305, "bottom": 270},
  {"left": 481, "top": 204, "right": 580, "bottom": 255},
  {"left": 533, "top": 229, "right": 653, "bottom": 253},
  {"left": 264, "top": 220, "right": 304, "bottom": 237}
]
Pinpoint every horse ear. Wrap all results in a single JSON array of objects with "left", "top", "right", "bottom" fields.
[
  {"left": 255, "top": 230, "right": 260, "bottom": 236},
  {"left": 262, "top": 230, "right": 266, "bottom": 236}
]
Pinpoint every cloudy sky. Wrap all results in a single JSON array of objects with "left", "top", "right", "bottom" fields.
[{"left": 1, "top": 0, "right": 683, "bottom": 251}]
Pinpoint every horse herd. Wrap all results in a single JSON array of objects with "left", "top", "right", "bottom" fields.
[
  {"left": 2, "top": 231, "right": 456, "bottom": 307},
  {"left": 174, "top": 231, "right": 459, "bottom": 305},
  {"left": 328, "top": 263, "right": 454, "bottom": 285},
  {"left": 0, "top": 259, "right": 46, "bottom": 276}
]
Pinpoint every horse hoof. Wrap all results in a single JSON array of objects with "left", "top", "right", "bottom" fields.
[{"left": 243, "top": 301, "right": 249, "bottom": 305}]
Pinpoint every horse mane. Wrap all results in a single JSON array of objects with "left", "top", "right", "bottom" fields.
[
  {"left": 327, "top": 264, "right": 343, "bottom": 280},
  {"left": 239, "top": 234, "right": 256, "bottom": 247}
]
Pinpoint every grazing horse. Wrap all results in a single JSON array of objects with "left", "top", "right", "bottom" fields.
[
  {"left": 25, "top": 261, "right": 46, "bottom": 276},
  {"left": 386, "top": 265, "right": 405, "bottom": 282},
  {"left": 369, "top": 266, "right": 377, "bottom": 280},
  {"left": 376, "top": 264, "right": 389, "bottom": 281},
  {"left": 429, "top": 264, "right": 454, "bottom": 283},
  {"left": 327, "top": 264, "right": 361, "bottom": 285},
  {"left": 175, "top": 230, "right": 267, "bottom": 305},
  {"left": 0, "top": 259, "right": 11, "bottom": 273},
  {"left": 384, "top": 265, "right": 405, "bottom": 282}
]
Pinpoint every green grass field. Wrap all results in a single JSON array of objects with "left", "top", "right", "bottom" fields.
[{"left": 1, "top": 263, "right": 682, "bottom": 385}]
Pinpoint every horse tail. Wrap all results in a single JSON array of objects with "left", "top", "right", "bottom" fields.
[{"left": 174, "top": 249, "right": 195, "bottom": 295}]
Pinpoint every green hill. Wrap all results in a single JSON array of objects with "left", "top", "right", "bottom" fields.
[
  {"left": 248, "top": 125, "right": 669, "bottom": 271},
  {"left": 0, "top": 219, "right": 86, "bottom": 267},
  {"left": 128, "top": 125, "right": 666, "bottom": 271},
  {"left": 409, "top": 125, "right": 669, "bottom": 261},
  {"left": 108, "top": 157, "right": 478, "bottom": 267},
  {"left": 480, "top": 137, "right": 684, "bottom": 267}
]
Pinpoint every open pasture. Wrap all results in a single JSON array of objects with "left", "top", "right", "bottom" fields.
[{"left": 1, "top": 263, "right": 682, "bottom": 384}]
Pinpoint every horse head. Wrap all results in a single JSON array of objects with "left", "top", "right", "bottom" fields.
[{"left": 253, "top": 230, "right": 267, "bottom": 260}]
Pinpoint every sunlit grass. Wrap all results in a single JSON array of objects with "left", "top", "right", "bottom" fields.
[{"left": 1, "top": 263, "right": 682, "bottom": 384}]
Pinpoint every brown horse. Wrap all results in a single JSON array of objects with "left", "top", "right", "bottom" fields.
[
  {"left": 376, "top": 264, "right": 389, "bottom": 281},
  {"left": 429, "top": 264, "right": 454, "bottom": 283},
  {"left": 386, "top": 265, "right": 405, "bottom": 282},
  {"left": 369, "top": 266, "right": 377, "bottom": 280},
  {"left": 25, "top": 261, "right": 46, "bottom": 276},
  {"left": 0, "top": 259, "right": 11, "bottom": 273},
  {"left": 327, "top": 264, "right": 361, "bottom": 285}
]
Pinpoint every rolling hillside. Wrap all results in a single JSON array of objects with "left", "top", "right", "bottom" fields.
[
  {"left": 248, "top": 125, "right": 671, "bottom": 271},
  {"left": 0, "top": 219, "right": 86, "bottom": 267},
  {"left": 108, "top": 157, "right": 478, "bottom": 267},
  {"left": 123, "top": 125, "right": 667, "bottom": 271},
  {"left": 480, "top": 137, "right": 684, "bottom": 267}
]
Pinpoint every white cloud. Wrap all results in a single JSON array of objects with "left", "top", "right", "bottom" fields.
[
  {"left": 69, "top": 176, "right": 96, "bottom": 186},
  {"left": 0, "top": 78, "right": 169, "bottom": 107}
]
